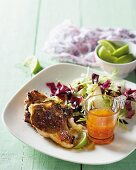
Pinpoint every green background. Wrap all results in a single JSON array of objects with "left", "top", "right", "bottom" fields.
[{"left": 0, "top": 0, "right": 136, "bottom": 170}]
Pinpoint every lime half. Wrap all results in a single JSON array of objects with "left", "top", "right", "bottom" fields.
[
  {"left": 98, "top": 40, "right": 116, "bottom": 53},
  {"left": 74, "top": 132, "right": 88, "bottom": 149},
  {"left": 112, "top": 44, "right": 129, "bottom": 57},
  {"left": 23, "top": 56, "right": 43, "bottom": 74}
]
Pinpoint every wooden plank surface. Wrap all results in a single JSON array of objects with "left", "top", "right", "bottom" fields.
[
  {"left": 80, "top": 0, "right": 136, "bottom": 29},
  {"left": 0, "top": 0, "right": 39, "bottom": 169},
  {"left": 83, "top": 150, "right": 136, "bottom": 170},
  {"left": 35, "top": 0, "right": 80, "bottom": 66}
]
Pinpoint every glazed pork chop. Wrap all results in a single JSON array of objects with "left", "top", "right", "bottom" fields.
[
  {"left": 24, "top": 90, "right": 74, "bottom": 148},
  {"left": 24, "top": 90, "right": 47, "bottom": 123}
]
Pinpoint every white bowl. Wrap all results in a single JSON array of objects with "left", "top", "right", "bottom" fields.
[{"left": 95, "top": 41, "right": 136, "bottom": 78}]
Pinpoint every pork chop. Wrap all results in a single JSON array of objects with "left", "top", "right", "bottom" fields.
[
  {"left": 24, "top": 90, "right": 47, "bottom": 123},
  {"left": 24, "top": 91, "right": 74, "bottom": 148}
]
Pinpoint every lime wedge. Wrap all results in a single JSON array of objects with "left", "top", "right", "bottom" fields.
[
  {"left": 23, "top": 56, "right": 43, "bottom": 74},
  {"left": 98, "top": 46, "right": 116, "bottom": 63},
  {"left": 30, "top": 58, "right": 43, "bottom": 74},
  {"left": 74, "top": 132, "right": 88, "bottom": 149},
  {"left": 115, "top": 54, "right": 134, "bottom": 64},
  {"left": 98, "top": 46, "right": 111, "bottom": 58},
  {"left": 112, "top": 44, "right": 129, "bottom": 57},
  {"left": 98, "top": 40, "right": 116, "bottom": 53}
]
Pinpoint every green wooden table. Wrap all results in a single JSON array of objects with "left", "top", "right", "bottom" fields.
[{"left": 0, "top": 0, "right": 136, "bottom": 169}]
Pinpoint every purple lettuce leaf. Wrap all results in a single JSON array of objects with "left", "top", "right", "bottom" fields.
[
  {"left": 124, "top": 89, "right": 136, "bottom": 101},
  {"left": 46, "top": 82, "right": 82, "bottom": 110},
  {"left": 125, "top": 100, "right": 135, "bottom": 119},
  {"left": 100, "top": 80, "right": 111, "bottom": 90},
  {"left": 92, "top": 73, "right": 99, "bottom": 84}
]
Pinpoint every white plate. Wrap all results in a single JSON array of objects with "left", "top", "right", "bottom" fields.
[{"left": 2, "top": 63, "right": 136, "bottom": 165}]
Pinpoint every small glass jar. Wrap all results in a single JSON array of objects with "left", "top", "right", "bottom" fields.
[{"left": 84, "top": 94, "right": 119, "bottom": 144}]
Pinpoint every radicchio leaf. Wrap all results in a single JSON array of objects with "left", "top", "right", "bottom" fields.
[
  {"left": 125, "top": 100, "right": 135, "bottom": 119},
  {"left": 100, "top": 80, "right": 111, "bottom": 90},
  {"left": 46, "top": 82, "right": 57, "bottom": 94},
  {"left": 46, "top": 82, "right": 82, "bottom": 110},
  {"left": 124, "top": 89, "right": 136, "bottom": 101},
  {"left": 70, "top": 96, "right": 82, "bottom": 109},
  {"left": 46, "top": 82, "right": 70, "bottom": 94},
  {"left": 92, "top": 73, "right": 99, "bottom": 84}
]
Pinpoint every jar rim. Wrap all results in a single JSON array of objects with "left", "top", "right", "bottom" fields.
[{"left": 84, "top": 94, "right": 119, "bottom": 118}]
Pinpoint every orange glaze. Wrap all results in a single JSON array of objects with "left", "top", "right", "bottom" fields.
[{"left": 86, "top": 108, "right": 116, "bottom": 144}]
